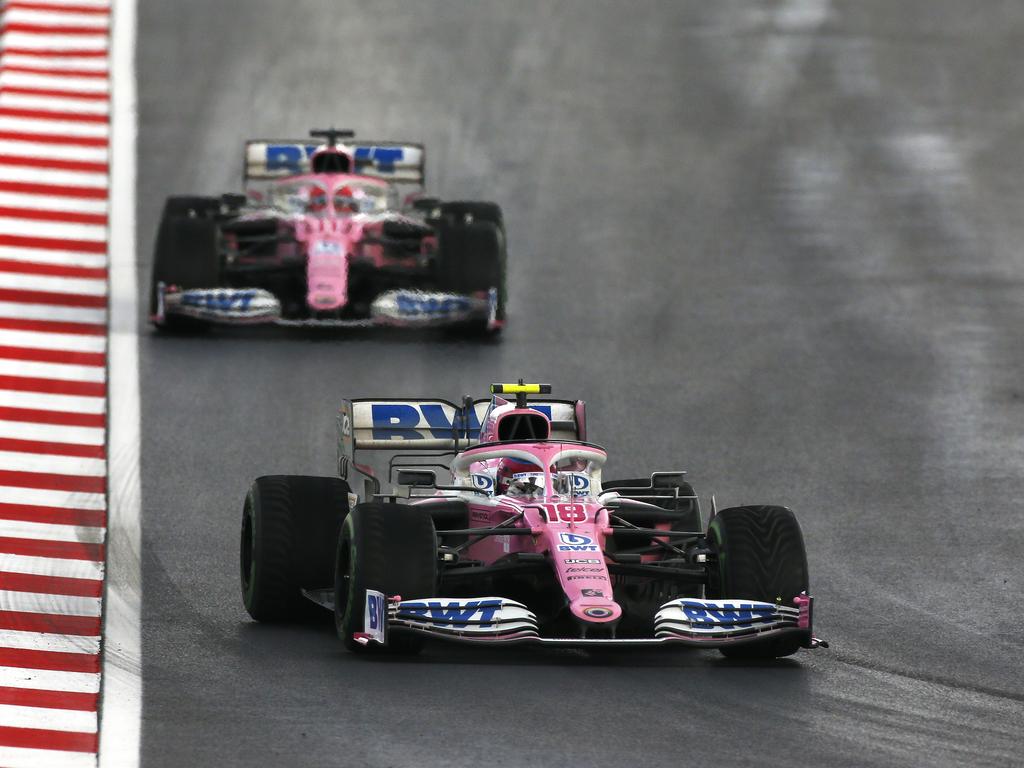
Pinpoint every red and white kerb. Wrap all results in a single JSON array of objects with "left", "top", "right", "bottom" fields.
[{"left": 0, "top": 0, "right": 111, "bottom": 765}]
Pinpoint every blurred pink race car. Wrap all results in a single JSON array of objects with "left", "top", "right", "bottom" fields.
[
  {"left": 240, "top": 383, "right": 826, "bottom": 658},
  {"left": 150, "top": 129, "right": 505, "bottom": 333}
]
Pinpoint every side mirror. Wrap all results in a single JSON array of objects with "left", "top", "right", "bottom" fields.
[{"left": 396, "top": 470, "right": 436, "bottom": 487}]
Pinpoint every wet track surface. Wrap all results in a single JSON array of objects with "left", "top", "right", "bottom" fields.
[{"left": 135, "top": 2, "right": 1024, "bottom": 765}]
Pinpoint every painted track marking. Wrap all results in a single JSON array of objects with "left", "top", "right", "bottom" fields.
[{"left": 0, "top": 0, "right": 117, "bottom": 764}]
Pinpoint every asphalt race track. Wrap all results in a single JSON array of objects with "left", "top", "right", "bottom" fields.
[{"left": 135, "top": 2, "right": 1024, "bottom": 766}]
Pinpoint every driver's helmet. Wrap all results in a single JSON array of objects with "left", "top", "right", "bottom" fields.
[
  {"left": 333, "top": 185, "right": 360, "bottom": 213},
  {"left": 306, "top": 184, "right": 328, "bottom": 214},
  {"left": 495, "top": 457, "right": 544, "bottom": 498}
]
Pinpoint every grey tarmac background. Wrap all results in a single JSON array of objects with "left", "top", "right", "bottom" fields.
[{"left": 134, "top": 1, "right": 1024, "bottom": 766}]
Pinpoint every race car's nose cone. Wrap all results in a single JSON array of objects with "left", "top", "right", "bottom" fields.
[
  {"left": 305, "top": 238, "right": 348, "bottom": 310},
  {"left": 543, "top": 523, "right": 622, "bottom": 628}
]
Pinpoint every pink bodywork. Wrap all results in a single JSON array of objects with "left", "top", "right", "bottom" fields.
[
  {"left": 411, "top": 403, "right": 636, "bottom": 629},
  {"left": 246, "top": 171, "right": 430, "bottom": 313},
  {"left": 295, "top": 212, "right": 363, "bottom": 311}
]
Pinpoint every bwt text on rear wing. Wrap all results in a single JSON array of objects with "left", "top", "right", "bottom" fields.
[
  {"left": 244, "top": 140, "right": 425, "bottom": 185},
  {"left": 336, "top": 397, "right": 586, "bottom": 494}
]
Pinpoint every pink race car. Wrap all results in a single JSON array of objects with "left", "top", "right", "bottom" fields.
[
  {"left": 240, "top": 383, "right": 825, "bottom": 658},
  {"left": 150, "top": 129, "right": 505, "bottom": 333}
]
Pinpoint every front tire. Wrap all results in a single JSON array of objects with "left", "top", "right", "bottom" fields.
[
  {"left": 437, "top": 200, "right": 504, "bottom": 230},
  {"left": 240, "top": 475, "right": 351, "bottom": 622},
  {"left": 334, "top": 503, "right": 437, "bottom": 654},
  {"left": 434, "top": 220, "right": 507, "bottom": 333},
  {"left": 706, "top": 505, "right": 809, "bottom": 659},
  {"left": 150, "top": 202, "right": 222, "bottom": 331}
]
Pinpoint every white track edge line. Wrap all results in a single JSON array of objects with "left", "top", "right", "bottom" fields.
[{"left": 98, "top": 0, "right": 140, "bottom": 764}]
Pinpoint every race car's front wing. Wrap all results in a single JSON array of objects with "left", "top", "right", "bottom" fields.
[
  {"left": 153, "top": 284, "right": 501, "bottom": 330},
  {"left": 350, "top": 592, "right": 826, "bottom": 650}
]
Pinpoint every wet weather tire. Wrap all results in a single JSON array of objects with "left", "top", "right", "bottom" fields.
[
  {"left": 435, "top": 220, "right": 507, "bottom": 331},
  {"left": 150, "top": 204, "right": 222, "bottom": 330},
  {"left": 706, "top": 505, "right": 809, "bottom": 659},
  {"left": 438, "top": 200, "right": 504, "bottom": 229},
  {"left": 240, "top": 475, "right": 351, "bottom": 622},
  {"left": 335, "top": 503, "right": 437, "bottom": 654}
]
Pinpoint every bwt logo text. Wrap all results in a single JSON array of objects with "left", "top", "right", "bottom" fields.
[
  {"left": 398, "top": 600, "right": 503, "bottom": 628},
  {"left": 681, "top": 601, "right": 777, "bottom": 626},
  {"left": 265, "top": 145, "right": 406, "bottom": 172}
]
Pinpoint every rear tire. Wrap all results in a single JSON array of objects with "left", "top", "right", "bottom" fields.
[
  {"left": 150, "top": 203, "right": 222, "bottom": 331},
  {"left": 438, "top": 201, "right": 504, "bottom": 230},
  {"left": 335, "top": 503, "right": 437, "bottom": 654},
  {"left": 706, "top": 505, "right": 809, "bottom": 659},
  {"left": 240, "top": 475, "right": 351, "bottom": 622}
]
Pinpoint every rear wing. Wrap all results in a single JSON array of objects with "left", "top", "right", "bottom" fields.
[
  {"left": 244, "top": 139, "right": 425, "bottom": 184},
  {"left": 337, "top": 398, "right": 585, "bottom": 485}
]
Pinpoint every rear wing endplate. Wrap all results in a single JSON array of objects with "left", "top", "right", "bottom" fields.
[{"left": 244, "top": 139, "right": 425, "bottom": 184}]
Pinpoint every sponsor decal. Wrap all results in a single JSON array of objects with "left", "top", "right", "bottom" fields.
[
  {"left": 471, "top": 473, "right": 494, "bottom": 493},
  {"left": 566, "top": 567, "right": 603, "bottom": 574},
  {"left": 371, "top": 291, "right": 480, "bottom": 325},
  {"left": 341, "top": 413, "right": 352, "bottom": 436},
  {"left": 564, "top": 559, "right": 601, "bottom": 565},
  {"left": 181, "top": 289, "right": 256, "bottom": 312},
  {"left": 395, "top": 293, "right": 472, "bottom": 317},
  {"left": 557, "top": 532, "right": 599, "bottom": 552},
  {"left": 370, "top": 402, "right": 482, "bottom": 440},
  {"left": 397, "top": 599, "right": 503, "bottom": 628},
  {"left": 365, "top": 403, "right": 559, "bottom": 441},
  {"left": 265, "top": 143, "right": 318, "bottom": 172},
  {"left": 570, "top": 473, "right": 590, "bottom": 492},
  {"left": 555, "top": 473, "right": 590, "bottom": 494},
  {"left": 581, "top": 589, "right": 605, "bottom": 598},
  {"left": 568, "top": 574, "right": 608, "bottom": 581},
  {"left": 512, "top": 472, "right": 544, "bottom": 481},
  {"left": 264, "top": 144, "right": 405, "bottom": 173},
  {"left": 560, "top": 533, "right": 593, "bottom": 546},
  {"left": 169, "top": 288, "right": 281, "bottom": 321},
  {"left": 470, "top": 509, "right": 491, "bottom": 522},
  {"left": 364, "top": 589, "right": 386, "bottom": 643},
  {"left": 353, "top": 145, "right": 405, "bottom": 172},
  {"left": 582, "top": 606, "right": 614, "bottom": 619},
  {"left": 681, "top": 600, "right": 777, "bottom": 626},
  {"left": 312, "top": 239, "right": 342, "bottom": 256}
]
